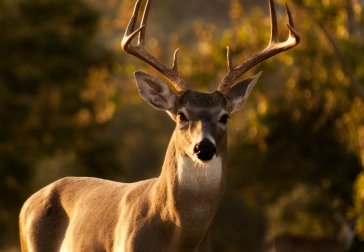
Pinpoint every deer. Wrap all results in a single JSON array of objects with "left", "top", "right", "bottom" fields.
[{"left": 19, "top": 0, "right": 299, "bottom": 251}]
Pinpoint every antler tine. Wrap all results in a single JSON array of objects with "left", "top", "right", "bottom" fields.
[
  {"left": 172, "top": 48, "right": 180, "bottom": 72},
  {"left": 226, "top": 46, "right": 233, "bottom": 72},
  {"left": 122, "top": 0, "right": 143, "bottom": 49},
  {"left": 217, "top": 0, "right": 300, "bottom": 94},
  {"left": 138, "top": 0, "right": 151, "bottom": 46},
  {"left": 121, "top": 0, "right": 188, "bottom": 93},
  {"left": 285, "top": 3, "right": 300, "bottom": 41},
  {"left": 269, "top": 0, "right": 279, "bottom": 43}
]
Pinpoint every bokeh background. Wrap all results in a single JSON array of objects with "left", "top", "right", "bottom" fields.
[{"left": 1, "top": 0, "right": 364, "bottom": 251}]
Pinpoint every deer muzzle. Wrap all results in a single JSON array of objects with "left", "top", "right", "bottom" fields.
[{"left": 193, "top": 138, "right": 216, "bottom": 161}]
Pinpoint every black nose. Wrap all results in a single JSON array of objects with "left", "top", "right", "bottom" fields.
[{"left": 193, "top": 138, "right": 216, "bottom": 161}]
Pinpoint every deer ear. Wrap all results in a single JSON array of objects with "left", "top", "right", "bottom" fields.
[
  {"left": 134, "top": 71, "right": 177, "bottom": 112},
  {"left": 227, "top": 72, "right": 262, "bottom": 113}
]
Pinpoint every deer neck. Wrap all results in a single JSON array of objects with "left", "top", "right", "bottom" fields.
[{"left": 155, "top": 130, "right": 227, "bottom": 236}]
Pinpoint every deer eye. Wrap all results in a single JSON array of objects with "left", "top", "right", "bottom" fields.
[
  {"left": 177, "top": 112, "right": 188, "bottom": 122},
  {"left": 219, "top": 114, "right": 230, "bottom": 125}
]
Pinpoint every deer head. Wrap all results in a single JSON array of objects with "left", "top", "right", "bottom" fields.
[{"left": 121, "top": 0, "right": 299, "bottom": 164}]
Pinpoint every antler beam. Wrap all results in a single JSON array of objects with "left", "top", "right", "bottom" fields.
[
  {"left": 217, "top": 0, "right": 300, "bottom": 94},
  {"left": 121, "top": 0, "right": 188, "bottom": 92}
]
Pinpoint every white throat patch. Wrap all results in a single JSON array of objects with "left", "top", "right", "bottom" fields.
[{"left": 177, "top": 156, "right": 222, "bottom": 191}]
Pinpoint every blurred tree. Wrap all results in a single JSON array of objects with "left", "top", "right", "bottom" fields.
[{"left": 0, "top": 0, "right": 119, "bottom": 248}]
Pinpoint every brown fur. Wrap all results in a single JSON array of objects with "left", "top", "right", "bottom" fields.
[
  {"left": 19, "top": 64, "right": 260, "bottom": 251},
  {"left": 19, "top": 90, "right": 235, "bottom": 252}
]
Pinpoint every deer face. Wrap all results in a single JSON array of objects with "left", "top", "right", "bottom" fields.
[
  {"left": 134, "top": 71, "right": 261, "bottom": 163},
  {"left": 173, "top": 90, "right": 228, "bottom": 162}
]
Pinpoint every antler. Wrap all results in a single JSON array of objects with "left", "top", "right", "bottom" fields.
[
  {"left": 121, "top": 0, "right": 188, "bottom": 92},
  {"left": 217, "top": 0, "right": 300, "bottom": 94}
]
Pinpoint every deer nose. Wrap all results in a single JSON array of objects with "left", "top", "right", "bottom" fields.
[{"left": 193, "top": 138, "right": 216, "bottom": 161}]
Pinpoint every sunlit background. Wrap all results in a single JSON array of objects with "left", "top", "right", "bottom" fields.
[{"left": 1, "top": 0, "right": 364, "bottom": 251}]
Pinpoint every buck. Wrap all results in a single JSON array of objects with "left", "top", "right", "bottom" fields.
[{"left": 19, "top": 0, "right": 299, "bottom": 251}]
